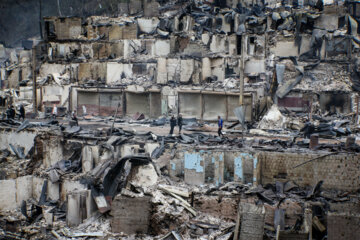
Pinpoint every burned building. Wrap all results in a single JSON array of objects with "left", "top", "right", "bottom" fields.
[{"left": 1, "top": 0, "right": 360, "bottom": 239}]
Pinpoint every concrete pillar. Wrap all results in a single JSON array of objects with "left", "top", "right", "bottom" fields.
[
  {"left": 202, "top": 57, "right": 211, "bottom": 81},
  {"left": 310, "top": 134, "right": 319, "bottom": 150},
  {"left": 214, "top": 153, "right": 224, "bottom": 186},
  {"left": 67, "top": 191, "right": 87, "bottom": 227},
  {"left": 82, "top": 145, "right": 94, "bottom": 173}
]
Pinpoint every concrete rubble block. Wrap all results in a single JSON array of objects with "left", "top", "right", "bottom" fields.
[
  {"left": 184, "top": 152, "right": 205, "bottom": 185},
  {"left": 0, "top": 179, "right": 17, "bottom": 211},
  {"left": 43, "top": 136, "right": 64, "bottom": 168},
  {"left": 153, "top": 40, "right": 171, "bottom": 56},
  {"left": 110, "top": 195, "right": 151, "bottom": 234},
  {"left": 210, "top": 35, "right": 228, "bottom": 53},
  {"left": 66, "top": 191, "right": 88, "bottom": 227},
  {"left": 16, "top": 175, "right": 33, "bottom": 206},
  {"left": 128, "top": 164, "right": 158, "bottom": 187},
  {"left": 121, "top": 144, "right": 140, "bottom": 157},
  {"left": 61, "top": 180, "right": 87, "bottom": 202},
  {"left": 138, "top": 18, "right": 159, "bottom": 34},
  {"left": 49, "top": 169, "right": 60, "bottom": 183},
  {"left": 82, "top": 145, "right": 94, "bottom": 173},
  {"left": 0, "top": 130, "right": 36, "bottom": 157},
  {"left": 327, "top": 212, "right": 360, "bottom": 240},
  {"left": 144, "top": 143, "right": 160, "bottom": 156},
  {"left": 239, "top": 203, "right": 266, "bottom": 240},
  {"left": 90, "top": 145, "right": 100, "bottom": 166}
]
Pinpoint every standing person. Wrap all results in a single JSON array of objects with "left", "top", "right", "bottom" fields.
[
  {"left": 169, "top": 115, "right": 176, "bottom": 135},
  {"left": 52, "top": 104, "right": 57, "bottom": 119},
  {"left": 8, "top": 105, "right": 16, "bottom": 119},
  {"left": 6, "top": 105, "right": 12, "bottom": 119},
  {"left": 19, "top": 104, "right": 25, "bottom": 121},
  {"left": 71, "top": 110, "right": 78, "bottom": 126},
  {"left": 218, "top": 115, "right": 224, "bottom": 137},
  {"left": 177, "top": 114, "right": 183, "bottom": 134}
]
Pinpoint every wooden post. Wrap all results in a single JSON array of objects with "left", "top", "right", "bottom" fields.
[
  {"left": 110, "top": 102, "right": 120, "bottom": 135},
  {"left": 356, "top": 95, "right": 359, "bottom": 124},
  {"left": 233, "top": 203, "right": 241, "bottom": 240},
  {"left": 32, "top": 46, "right": 37, "bottom": 115},
  {"left": 239, "top": 35, "right": 245, "bottom": 106}
]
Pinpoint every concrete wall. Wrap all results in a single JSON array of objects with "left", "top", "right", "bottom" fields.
[
  {"left": 125, "top": 92, "right": 150, "bottom": 117},
  {"left": 178, "top": 92, "right": 253, "bottom": 121},
  {"left": 327, "top": 212, "right": 360, "bottom": 240},
  {"left": 178, "top": 93, "right": 202, "bottom": 118},
  {"left": 171, "top": 149, "right": 257, "bottom": 186},
  {"left": 0, "top": 175, "right": 65, "bottom": 211},
  {"left": 170, "top": 148, "right": 360, "bottom": 190},
  {"left": 0, "top": 129, "right": 37, "bottom": 156}
]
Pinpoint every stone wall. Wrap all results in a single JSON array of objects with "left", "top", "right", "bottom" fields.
[{"left": 258, "top": 152, "right": 360, "bottom": 190}]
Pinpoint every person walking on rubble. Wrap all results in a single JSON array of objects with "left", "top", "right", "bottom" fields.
[
  {"left": 71, "top": 110, "right": 78, "bottom": 126},
  {"left": 169, "top": 115, "right": 176, "bottom": 135},
  {"left": 218, "top": 115, "right": 224, "bottom": 137},
  {"left": 6, "top": 105, "right": 15, "bottom": 120},
  {"left": 52, "top": 104, "right": 57, "bottom": 119},
  {"left": 178, "top": 114, "right": 183, "bottom": 134},
  {"left": 19, "top": 104, "right": 25, "bottom": 121}
]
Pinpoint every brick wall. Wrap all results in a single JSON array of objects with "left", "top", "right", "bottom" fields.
[
  {"left": 258, "top": 152, "right": 360, "bottom": 190},
  {"left": 327, "top": 212, "right": 360, "bottom": 240}
]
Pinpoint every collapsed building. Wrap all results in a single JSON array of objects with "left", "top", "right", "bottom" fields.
[{"left": 1, "top": 0, "right": 360, "bottom": 239}]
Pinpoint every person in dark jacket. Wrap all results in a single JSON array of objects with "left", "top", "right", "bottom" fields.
[
  {"left": 6, "top": 105, "right": 15, "bottom": 119},
  {"left": 169, "top": 115, "right": 176, "bottom": 135},
  {"left": 177, "top": 114, "right": 183, "bottom": 134},
  {"left": 218, "top": 115, "right": 224, "bottom": 137},
  {"left": 19, "top": 105, "right": 25, "bottom": 121}
]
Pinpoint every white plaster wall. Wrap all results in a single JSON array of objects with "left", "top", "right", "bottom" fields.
[
  {"left": 244, "top": 59, "right": 266, "bottom": 74},
  {"left": 0, "top": 179, "right": 16, "bottom": 210},
  {"left": 106, "top": 62, "right": 133, "bottom": 85},
  {"left": 0, "top": 130, "right": 36, "bottom": 156},
  {"left": 137, "top": 18, "right": 159, "bottom": 33},
  {"left": 270, "top": 41, "right": 298, "bottom": 57},
  {"left": 16, "top": 175, "right": 33, "bottom": 206},
  {"left": 153, "top": 40, "right": 171, "bottom": 56},
  {"left": 180, "top": 59, "right": 194, "bottom": 83}
]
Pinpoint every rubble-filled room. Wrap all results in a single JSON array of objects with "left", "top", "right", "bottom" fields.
[{"left": 1, "top": 0, "right": 360, "bottom": 239}]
